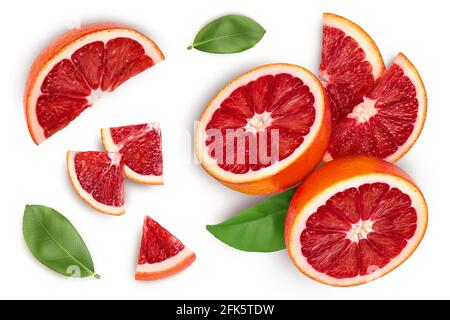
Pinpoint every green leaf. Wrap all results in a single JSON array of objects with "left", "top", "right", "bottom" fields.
[
  {"left": 206, "top": 188, "right": 296, "bottom": 252},
  {"left": 188, "top": 14, "right": 266, "bottom": 53},
  {"left": 23, "top": 205, "right": 100, "bottom": 279}
]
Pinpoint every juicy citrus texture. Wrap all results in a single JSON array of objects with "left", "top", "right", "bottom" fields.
[
  {"left": 196, "top": 64, "right": 331, "bottom": 195},
  {"left": 326, "top": 55, "right": 426, "bottom": 161},
  {"left": 135, "top": 216, "right": 196, "bottom": 280},
  {"left": 38, "top": 39, "right": 152, "bottom": 139},
  {"left": 321, "top": 26, "right": 379, "bottom": 124},
  {"left": 67, "top": 151, "right": 125, "bottom": 215},
  {"left": 102, "top": 123, "right": 163, "bottom": 184},
  {"left": 25, "top": 23, "right": 164, "bottom": 144},
  {"left": 285, "top": 156, "right": 427, "bottom": 287},
  {"left": 320, "top": 14, "right": 426, "bottom": 162},
  {"left": 206, "top": 73, "right": 316, "bottom": 173},
  {"left": 302, "top": 183, "right": 416, "bottom": 279},
  {"left": 320, "top": 13, "right": 384, "bottom": 126},
  {"left": 138, "top": 216, "right": 185, "bottom": 264}
]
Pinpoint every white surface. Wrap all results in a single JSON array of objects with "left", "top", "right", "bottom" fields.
[{"left": 0, "top": 0, "right": 447, "bottom": 299}]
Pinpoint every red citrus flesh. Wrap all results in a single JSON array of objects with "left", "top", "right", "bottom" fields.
[
  {"left": 302, "top": 182, "right": 416, "bottom": 279},
  {"left": 321, "top": 24, "right": 379, "bottom": 125},
  {"left": 205, "top": 73, "right": 316, "bottom": 174},
  {"left": 321, "top": 14, "right": 426, "bottom": 162},
  {"left": 139, "top": 216, "right": 185, "bottom": 264},
  {"left": 327, "top": 58, "right": 425, "bottom": 160},
  {"left": 67, "top": 151, "right": 125, "bottom": 215},
  {"left": 38, "top": 39, "right": 153, "bottom": 139},
  {"left": 135, "top": 216, "right": 196, "bottom": 280},
  {"left": 102, "top": 123, "right": 163, "bottom": 184},
  {"left": 285, "top": 156, "right": 428, "bottom": 286},
  {"left": 25, "top": 24, "right": 164, "bottom": 144},
  {"left": 195, "top": 64, "right": 330, "bottom": 195}
]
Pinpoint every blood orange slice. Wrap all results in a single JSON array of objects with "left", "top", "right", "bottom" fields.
[
  {"left": 25, "top": 23, "right": 164, "bottom": 144},
  {"left": 320, "top": 13, "right": 427, "bottom": 162},
  {"left": 320, "top": 13, "right": 384, "bottom": 126},
  {"left": 324, "top": 53, "right": 427, "bottom": 162},
  {"left": 285, "top": 156, "right": 428, "bottom": 287},
  {"left": 135, "top": 216, "right": 196, "bottom": 280},
  {"left": 67, "top": 151, "right": 125, "bottom": 215},
  {"left": 101, "top": 123, "right": 163, "bottom": 184},
  {"left": 195, "top": 64, "right": 331, "bottom": 195}
]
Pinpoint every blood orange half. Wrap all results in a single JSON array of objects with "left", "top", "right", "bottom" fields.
[
  {"left": 25, "top": 23, "right": 164, "bottom": 144},
  {"left": 101, "top": 123, "right": 163, "bottom": 184},
  {"left": 195, "top": 64, "right": 331, "bottom": 195},
  {"left": 135, "top": 216, "right": 196, "bottom": 280},
  {"left": 67, "top": 151, "right": 125, "bottom": 215},
  {"left": 320, "top": 14, "right": 427, "bottom": 162},
  {"left": 285, "top": 156, "right": 428, "bottom": 287}
]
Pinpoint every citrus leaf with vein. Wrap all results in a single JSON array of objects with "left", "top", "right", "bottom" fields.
[
  {"left": 206, "top": 188, "right": 295, "bottom": 252},
  {"left": 23, "top": 205, "right": 100, "bottom": 279},
  {"left": 188, "top": 15, "right": 266, "bottom": 53}
]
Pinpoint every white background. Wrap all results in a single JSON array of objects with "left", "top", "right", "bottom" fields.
[{"left": 0, "top": 0, "right": 447, "bottom": 300}]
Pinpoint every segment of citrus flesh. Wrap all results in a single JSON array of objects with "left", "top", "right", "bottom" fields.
[
  {"left": 196, "top": 64, "right": 326, "bottom": 184},
  {"left": 320, "top": 13, "right": 384, "bottom": 126},
  {"left": 135, "top": 216, "right": 196, "bottom": 280},
  {"left": 27, "top": 27, "right": 164, "bottom": 144},
  {"left": 289, "top": 177, "right": 427, "bottom": 286},
  {"left": 102, "top": 123, "right": 163, "bottom": 184},
  {"left": 67, "top": 151, "right": 125, "bottom": 215},
  {"left": 320, "top": 14, "right": 426, "bottom": 162},
  {"left": 325, "top": 54, "right": 426, "bottom": 162}
]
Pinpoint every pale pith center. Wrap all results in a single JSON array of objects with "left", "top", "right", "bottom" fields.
[
  {"left": 108, "top": 152, "right": 122, "bottom": 167},
  {"left": 244, "top": 111, "right": 273, "bottom": 133},
  {"left": 347, "top": 98, "right": 378, "bottom": 123},
  {"left": 87, "top": 89, "right": 104, "bottom": 105},
  {"left": 347, "top": 220, "right": 373, "bottom": 242}
]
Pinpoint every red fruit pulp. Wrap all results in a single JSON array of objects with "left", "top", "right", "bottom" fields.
[
  {"left": 37, "top": 38, "right": 154, "bottom": 139},
  {"left": 320, "top": 26, "right": 376, "bottom": 125},
  {"left": 74, "top": 151, "right": 124, "bottom": 206},
  {"left": 301, "top": 183, "right": 417, "bottom": 278},
  {"left": 205, "top": 73, "right": 316, "bottom": 174},
  {"left": 138, "top": 216, "right": 185, "bottom": 264},
  {"left": 109, "top": 124, "right": 163, "bottom": 176},
  {"left": 321, "top": 27, "right": 419, "bottom": 160}
]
